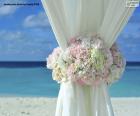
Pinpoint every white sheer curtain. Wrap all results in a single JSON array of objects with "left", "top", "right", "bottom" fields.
[{"left": 41, "top": 0, "right": 137, "bottom": 116}]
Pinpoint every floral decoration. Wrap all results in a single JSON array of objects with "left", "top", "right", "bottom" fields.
[{"left": 47, "top": 35, "right": 125, "bottom": 86}]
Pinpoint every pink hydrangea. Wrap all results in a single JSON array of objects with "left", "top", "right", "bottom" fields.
[
  {"left": 47, "top": 35, "right": 125, "bottom": 86},
  {"left": 66, "top": 64, "right": 76, "bottom": 81},
  {"left": 47, "top": 47, "right": 62, "bottom": 69},
  {"left": 68, "top": 37, "right": 81, "bottom": 46}
]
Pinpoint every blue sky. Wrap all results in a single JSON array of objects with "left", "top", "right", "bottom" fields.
[{"left": 0, "top": 0, "right": 139, "bottom": 61}]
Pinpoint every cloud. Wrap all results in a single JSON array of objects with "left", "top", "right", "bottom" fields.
[
  {"left": 0, "top": 29, "right": 55, "bottom": 49},
  {"left": 0, "top": 30, "right": 23, "bottom": 40},
  {"left": 0, "top": 0, "right": 27, "bottom": 16},
  {"left": 23, "top": 12, "right": 50, "bottom": 28},
  {"left": 0, "top": 6, "right": 18, "bottom": 16},
  {"left": 120, "top": 32, "right": 140, "bottom": 40}
]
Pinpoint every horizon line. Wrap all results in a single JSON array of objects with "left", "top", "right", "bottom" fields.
[{"left": 0, "top": 61, "right": 140, "bottom": 68}]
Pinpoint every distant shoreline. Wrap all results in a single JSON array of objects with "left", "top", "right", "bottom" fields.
[
  {"left": 0, "top": 61, "right": 46, "bottom": 68},
  {"left": 0, "top": 61, "right": 140, "bottom": 68}
]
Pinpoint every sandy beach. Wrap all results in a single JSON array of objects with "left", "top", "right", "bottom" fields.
[{"left": 0, "top": 97, "right": 139, "bottom": 116}]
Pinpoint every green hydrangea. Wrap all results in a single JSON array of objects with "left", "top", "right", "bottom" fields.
[{"left": 90, "top": 48, "right": 106, "bottom": 70}]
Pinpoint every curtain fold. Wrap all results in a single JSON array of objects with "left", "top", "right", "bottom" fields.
[
  {"left": 99, "top": 0, "right": 136, "bottom": 47},
  {"left": 55, "top": 81, "right": 114, "bottom": 116},
  {"left": 41, "top": 0, "right": 138, "bottom": 115},
  {"left": 41, "top": 0, "right": 68, "bottom": 49},
  {"left": 41, "top": 0, "right": 136, "bottom": 49}
]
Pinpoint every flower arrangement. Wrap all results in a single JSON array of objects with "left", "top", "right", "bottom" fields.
[{"left": 47, "top": 35, "right": 125, "bottom": 85}]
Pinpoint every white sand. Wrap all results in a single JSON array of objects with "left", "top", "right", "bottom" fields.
[{"left": 0, "top": 97, "right": 139, "bottom": 116}]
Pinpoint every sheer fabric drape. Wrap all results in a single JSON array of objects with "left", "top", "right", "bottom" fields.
[
  {"left": 41, "top": 0, "right": 137, "bottom": 116},
  {"left": 55, "top": 81, "right": 114, "bottom": 116}
]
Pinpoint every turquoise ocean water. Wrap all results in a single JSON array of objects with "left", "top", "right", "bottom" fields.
[{"left": 0, "top": 65, "right": 140, "bottom": 97}]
